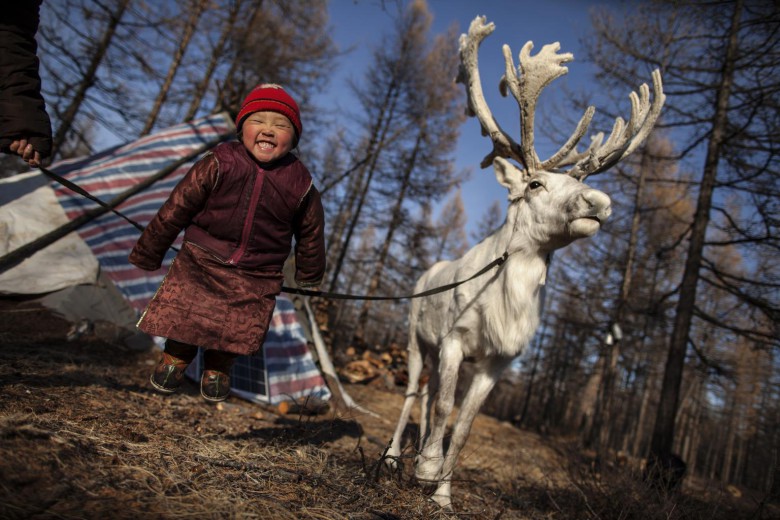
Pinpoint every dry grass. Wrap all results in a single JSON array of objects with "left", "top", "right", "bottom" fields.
[{"left": 0, "top": 300, "right": 775, "bottom": 519}]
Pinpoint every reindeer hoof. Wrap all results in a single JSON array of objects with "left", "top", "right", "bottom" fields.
[
  {"left": 383, "top": 454, "right": 402, "bottom": 472},
  {"left": 414, "top": 457, "right": 442, "bottom": 481},
  {"left": 414, "top": 476, "right": 438, "bottom": 494},
  {"left": 430, "top": 493, "right": 453, "bottom": 511}
]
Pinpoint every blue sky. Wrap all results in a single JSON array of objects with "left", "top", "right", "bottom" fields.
[{"left": 322, "top": 0, "right": 626, "bottom": 238}]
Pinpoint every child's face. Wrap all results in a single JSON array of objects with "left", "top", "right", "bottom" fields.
[{"left": 241, "top": 111, "right": 296, "bottom": 164}]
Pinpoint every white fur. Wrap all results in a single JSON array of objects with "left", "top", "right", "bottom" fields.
[{"left": 386, "top": 157, "right": 611, "bottom": 509}]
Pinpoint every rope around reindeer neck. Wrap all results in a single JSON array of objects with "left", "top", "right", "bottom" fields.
[
  {"left": 505, "top": 193, "right": 550, "bottom": 286},
  {"left": 24, "top": 166, "right": 511, "bottom": 301}
]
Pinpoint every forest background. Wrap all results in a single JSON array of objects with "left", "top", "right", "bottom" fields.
[{"left": 1, "top": 0, "right": 777, "bottom": 499}]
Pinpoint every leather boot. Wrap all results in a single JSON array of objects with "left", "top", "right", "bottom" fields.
[
  {"left": 200, "top": 350, "right": 237, "bottom": 402},
  {"left": 150, "top": 340, "right": 197, "bottom": 394}
]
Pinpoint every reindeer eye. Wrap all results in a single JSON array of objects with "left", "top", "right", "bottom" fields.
[{"left": 529, "top": 181, "right": 543, "bottom": 190}]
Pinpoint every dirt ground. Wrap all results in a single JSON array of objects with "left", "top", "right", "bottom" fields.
[{"left": 0, "top": 298, "right": 775, "bottom": 519}]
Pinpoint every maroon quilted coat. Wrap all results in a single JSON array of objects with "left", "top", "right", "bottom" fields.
[{"left": 129, "top": 142, "right": 325, "bottom": 355}]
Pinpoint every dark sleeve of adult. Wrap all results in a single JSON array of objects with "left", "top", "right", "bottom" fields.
[
  {"left": 0, "top": 1, "right": 53, "bottom": 159},
  {"left": 293, "top": 185, "right": 326, "bottom": 287}
]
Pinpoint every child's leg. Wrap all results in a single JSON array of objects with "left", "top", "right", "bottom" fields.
[
  {"left": 150, "top": 339, "right": 198, "bottom": 394},
  {"left": 200, "top": 349, "right": 238, "bottom": 403}
]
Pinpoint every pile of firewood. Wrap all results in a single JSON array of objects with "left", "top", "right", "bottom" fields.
[
  {"left": 309, "top": 301, "right": 422, "bottom": 390},
  {"left": 337, "top": 343, "right": 410, "bottom": 387}
]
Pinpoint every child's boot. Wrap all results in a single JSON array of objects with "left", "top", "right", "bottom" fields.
[
  {"left": 201, "top": 350, "right": 237, "bottom": 403},
  {"left": 150, "top": 340, "right": 198, "bottom": 394}
]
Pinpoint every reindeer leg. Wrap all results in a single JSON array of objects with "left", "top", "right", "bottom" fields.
[
  {"left": 417, "top": 375, "right": 433, "bottom": 449},
  {"left": 416, "top": 336, "right": 463, "bottom": 482},
  {"left": 431, "top": 357, "right": 510, "bottom": 510},
  {"left": 387, "top": 335, "right": 425, "bottom": 469}
]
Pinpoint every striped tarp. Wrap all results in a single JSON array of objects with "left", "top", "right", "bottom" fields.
[
  {"left": 49, "top": 113, "right": 330, "bottom": 404},
  {"left": 52, "top": 113, "right": 234, "bottom": 311}
]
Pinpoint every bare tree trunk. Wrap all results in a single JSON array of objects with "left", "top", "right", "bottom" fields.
[
  {"left": 577, "top": 359, "right": 602, "bottom": 436},
  {"left": 619, "top": 364, "right": 640, "bottom": 453},
  {"left": 770, "top": 421, "right": 780, "bottom": 496},
  {"left": 649, "top": 0, "right": 743, "bottom": 466},
  {"left": 215, "top": 2, "right": 264, "bottom": 109},
  {"left": 329, "top": 226, "right": 375, "bottom": 348},
  {"left": 51, "top": 0, "right": 130, "bottom": 156},
  {"left": 327, "top": 84, "right": 401, "bottom": 293},
  {"left": 183, "top": 0, "right": 242, "bottom": 122},
  {"left": 432, "top": 225, "right": 452, "bottom": 262},
  {"left": 704, "top": 435, "right": 719, "bottom": 480},
  {"left": 540, "top": 324, "right": 567, "bottom": 429},
  {"left": 327, "top": 157, "right": 379, "bottom": 295},
  {"left": 518, "top": 320, "right": 546, "bottom": 426},
  {"left": 589, "top": 150, "right": 651, "bottom": 461},
  {"left": 627, "top": 252, "right": 663, "bottom": 459},
  {"left": 735, "top": 436, "right": 746, "bottom": 486},
  {"left": 679, "top": 398, "right": 692, "bottom": 469},
  {"left": 685, "top": 398, "right": 702, "bottom": 477},
  {"left": 675, "top": 372, "right": 700, "bottom": 466},
  {"left": 325, "top": 80, "right": 401, "bottom": 294},
  {"left": 631, "top": 365, "right": 653, "bottom": 457},
  {"left": 325, "top": 168, "right": 364, "bottom": 283},
  {"left": 140, "top": 0, "right": 207, "bottom": 135},
  {"left": 721, "top": 380, "right": 740, "bottom": 483},
  {"left": 354, "top": 131, "right": 423, "bottom": 341}
]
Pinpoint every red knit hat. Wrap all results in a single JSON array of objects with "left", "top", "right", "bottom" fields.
[{"left": 235, "top": 84, "right": 302, "bottom": 143}]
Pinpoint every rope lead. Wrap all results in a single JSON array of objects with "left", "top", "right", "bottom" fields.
[{"left": 14, "top": 165, "right": 507, "bottom": 301}]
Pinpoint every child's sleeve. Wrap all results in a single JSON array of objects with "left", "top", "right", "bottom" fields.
[
  {"left": 129, "top": 154, "right": 219, "bottom": 271},
  {"left": 292, "top": 184, "right": 326, "bottom": 287}
]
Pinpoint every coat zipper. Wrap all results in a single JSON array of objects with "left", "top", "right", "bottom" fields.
[{"left": 228, "top": 168, "right": 264, "bottom": 265}]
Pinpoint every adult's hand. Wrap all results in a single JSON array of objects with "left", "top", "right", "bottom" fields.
[{"left": 9, "top": 138, "right": 41, "bottom": 167}]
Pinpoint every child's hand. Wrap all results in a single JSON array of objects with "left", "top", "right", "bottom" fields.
[{"left": 9, "top": 138, "right": 42, "bottom": 167}]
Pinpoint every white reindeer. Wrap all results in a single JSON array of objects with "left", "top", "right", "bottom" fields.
[{"left": 386, "top": 16, "right": 665, "bottom": 510}]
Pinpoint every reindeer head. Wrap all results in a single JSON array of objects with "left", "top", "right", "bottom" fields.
[
  {"left": 493, "top": 156, "right": 612, "bottom": 251},
  {"left": 456, "top": 16, "right": 665, "bottom": 249}
]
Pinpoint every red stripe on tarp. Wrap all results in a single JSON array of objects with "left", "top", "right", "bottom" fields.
[{"left": 269, "top": 374, "right": 328, "bottom": 395}]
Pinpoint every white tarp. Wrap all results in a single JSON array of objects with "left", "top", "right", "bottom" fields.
[{"left": 0, "top": 171, "right": 99, "bottom": 294}]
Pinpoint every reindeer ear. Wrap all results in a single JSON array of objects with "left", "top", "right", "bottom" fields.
[{"left": 493, "top": 157, "right": 529, "bottom": 192}]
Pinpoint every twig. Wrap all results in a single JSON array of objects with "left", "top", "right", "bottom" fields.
[{"left": 373, "top": 443, "right": 392, "bottom": 483}]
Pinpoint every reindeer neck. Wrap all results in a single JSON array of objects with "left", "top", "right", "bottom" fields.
[
  {"left": 488, "top": 205, "right": 551, "bottom": 288},
  {"left": 463, "top": 217, "right": 548, "bottom": 355},
  {"left": 496, "top": 204, "right": 549, "bottom": 259}
]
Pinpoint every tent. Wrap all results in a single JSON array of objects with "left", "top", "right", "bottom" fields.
[{"left": 0, "top": 113, "right": 336, "bottom": 406}]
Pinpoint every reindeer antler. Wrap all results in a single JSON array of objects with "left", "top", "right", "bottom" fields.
[
  {"left": 504, "top": 41, "right": 579, "bottom": 172},
  {"left": 457, "top": 16, "right": 524, "bottom": 169},
  {"left": 564, "top": 70, "right": 665, "bottom": 180},
  {"left": 457, "top": 16, "right": 665, "bottom": 180}
]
